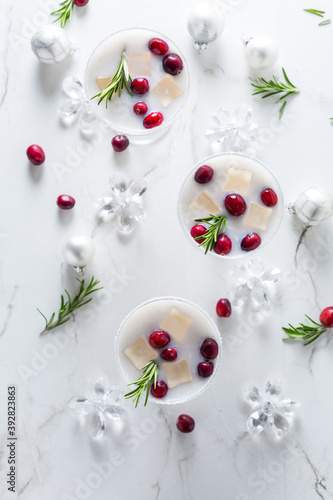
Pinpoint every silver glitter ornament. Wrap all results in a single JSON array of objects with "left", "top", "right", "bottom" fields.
[
  {"left": 187, "top": 3, "right": 225, "bottom": 51},
  {"left": 31, "top": 24, "right": 73, "bottom": 64},
  {"left": 289, "top": 187, "right": 333, "bottom": 226}
]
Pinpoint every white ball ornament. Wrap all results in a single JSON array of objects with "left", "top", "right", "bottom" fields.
[
  {"left": 244, "top": 36, "right": 279, "bottom": 70},
  {"left": 187, "top": 3, "right": 225, "bottom": 51},
  {"left": 62, "top": 234, "right": 95, "bottom": 272},
  {"left": 291, "top": 187, "right": 333, "bottom": 226},
  {"left": 31, "top": 24, "right": 73, "bottom": 64}
]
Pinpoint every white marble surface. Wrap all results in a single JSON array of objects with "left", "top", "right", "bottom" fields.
[{"left": 1, "top": 0, "right": 333, "bottom": 499}]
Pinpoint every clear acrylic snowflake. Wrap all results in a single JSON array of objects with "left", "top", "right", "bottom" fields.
[
  {"left": 69, "top": 378, "right": 127, "bottom": 438},
  {"left": 244, "top": 380, "right": 298, "bottom": 437},
  {"left": 205, "top": 104, "right": 259, "bottom": 154},
  {"left": 229, "top": 259, "right": 281, "bottom": 311},
  {"left": 59, "top": 77, "right": 97, "bottom": 134},
  {"left": 99, "top": 176, "right": 147, "bottom": 233}
]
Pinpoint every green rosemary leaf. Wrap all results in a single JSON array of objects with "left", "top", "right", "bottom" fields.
[
  {"left": 194, "top": 214, "right": 227, "bottom": 255},
  {"left": 124, "top": 361, "right": 158, "bottom": 407},
  {"left": 51, "top": 0, "right": 74, "bottom": 28},
  {"left": 282, "top": 315, "right": 327, "bottom": 345},
  {"left": 303, "top": 8, "right": 325, "bottom": 17},
  {"left": 319, "top": 19, "right": 331, "bottom": 25}
]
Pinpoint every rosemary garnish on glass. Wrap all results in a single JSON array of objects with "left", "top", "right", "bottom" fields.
[
  {"left": 194, "top": 214, "right": 227, "bottom": 254},
  {"left": 124, "top": 360, "right": 158, "bottom": 407}
]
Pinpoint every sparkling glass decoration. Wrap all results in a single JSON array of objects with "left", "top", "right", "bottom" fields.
[
  {"left": 289, "top": 187, "right": 333, "bottom": 227},
  {"left": 59, "top": 77, "right": 97, "bottom": 134},
  {"left": 31, "top": 24, "right": 73, "bottom": 64},
  {"left": 99, "top": 176, "right": 147, "bottom": 233},
  {"left": 205, "top": 105, "right": 259, "bottom": 154},
  {"left": 230, "top": 259, "right": 281, "bottom": 311},
  {"left": 187, "top": 2, "right": 225, "bottom": 51},
  {"left": 69, "top": 379, "right": 127, "bottom": 438},
  {"left": 244, "top": 380, "right": 298, "bottom": 437}
]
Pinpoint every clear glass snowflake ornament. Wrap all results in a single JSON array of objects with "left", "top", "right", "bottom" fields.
[
  {"left": 69, "top": 378, "right": 127, "bottom": 438},
  {"left": 99, "top": 176, "right": 147, "bottom": 233},
  {"left": 229, "top": 259, "right": 281, "bottom": 311},
  {"left": 59, "top": 77, "right": 97, "bottom": 134},
  {"left": 244, "top": 380, "right": 298, "bottom": 437},
  {"left": 205, "top": 104, "right": 259, "bottom": 153}
]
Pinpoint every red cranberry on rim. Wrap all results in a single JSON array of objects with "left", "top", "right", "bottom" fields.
[
  {"left": 151, "top": 380, "right": 168, "bottom": 399},
  {"left": 149, "top": 330, "right": 170, "bottom": 348},
  {"left": 143, "top": 112, "right": 164, "bottom": 129},
  {"left": 73, "top": 0, "right": 89, "bottom": 5},
  {"left": 162, "top": 53, "right": 183, "bottom": 75},
  {"left": 194, "top": 165, "right": 214, "bottom": 184},
  {"left": 241, "top": 233, "right": 261, "bottom": 252},
  {"left": 26, "top": 144, "right": 45, "bottom": 165},
  {"left": 57, "top": 195, "right": 76, "bottom": 210},
  {"left": 224, "top": 193, "right": 247, "bottom": 217},
  {"left": 161, "top": 348, "right": 178, "bottom": 361},
  {"left": 319, "top": 307, "right": 333, "bottom": 328},
  {"left": 200, "top": 338, "right": 219, "bottom": 359},
  {"left": 111, "top": 135, "right": 129, "bottom": 152},
  {"left": 214, "top": 234, "right": 232, "bottom": 255},
  {"left": 131, "top": 78, "right": 149, "bottom": 95},
  {"left": 261, "top": 188, "right": 278, "bottom": 207},
  {"left": 190, "top": 224, "right": 207, "bottom": 244},
  {"left": 133, "top": 102, "right": 148, "bottom": 116},
  {"left": 176, "top": 414, "right": 195, "bottom": 433},
  {"left": 216, "top": 298, "right": 232, "bottom": 318},
  {"left": 197, "top": 361, "right": 214, "bottom": 378},
  {"left": 148, "top": 38, "right": 169, "bottom": 56}
]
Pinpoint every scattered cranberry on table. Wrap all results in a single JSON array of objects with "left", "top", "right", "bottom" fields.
[
  {"left": 149, "top": 330, "right": 170, "bottom": 348},
  {"left": 26, "top": 144, "right": 45, "bottom": 165},
  {"left": 241, "top": 232, "right": 261, "bottom": 252},
  {"left": 216, "top": 298, "right": 232, "bottom": 318},
  {"left": 143, "top": 112, "right": 164, "bottom": 129},
  {"left": 148, "top": 38, "right": 169, "bottom": 56},
  {"left": 261, "top": 188, "right": 278, "bottom": 207},
  {"left": 194, "top": 165, "right": 214, "bottom": 184},
  {"left": 73, "top": 0, "right": 89, "bottom": 5},
  {"left": 151, "top": 380, "right": 168, "bottom": 399},
  {"left": 319, "top": 307, "right": 333, "bottom": 328},
  {"left": 197, "top": 360, "right": 214, "bottom": 378},
  {"left": 200, "top": 338, "right": 219, "bottom": 359},
  {"left": 131, "top": 77, "right": 149, "bottom": 95},
  {"left": 224, "top": 193, "right": 247, "bottom": 217},
  {"left": 111, "top": 135, "right": 129, "bottom": 152},
  {"left": 214, "top": 234, "right": 232, "bottom": 255},
  {"left": 161, "top": 347, "right": 178, "bottom": 361},
  {"left": 176, "top": 414, "right": 195, "bottom": 433},
  {"left": 133, "top": 102, "right": 148, "bottom": 116},
  {"left": 57, "top": 195, "right": 76, "bottom": 210},
  {"left": 190, "top": 224, "right": 207, "bottom": 244},
  {"left": 162, "top": 53, "right": 183, "bottom": 75}
]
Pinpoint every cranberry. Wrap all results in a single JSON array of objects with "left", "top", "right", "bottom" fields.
[
  {"left": 131, "top": 78, "right": 149, "bottom": 95},
  {"left": 133, "top": 102, "right": 148, "bottom": 116},
  {"left": 176, "top": 414, "right": 195, "bottom": 433},
  {"left": 26, "top": 144, "right": 45, "bottom": 165},
  {"left": 57, "top": 195, "right": 76, "bottom": 210},
  {"left": 143, "top": 112, "right": 164, "bottom": 129},
  {"left": 197, "top": 361, "right": 214, "bottom": 378},
  {"left": 162, "top": 53, "right": 183, "bottom": 75},
  {"left": 151, "top": 380, "right": 168, "bottom": 399},
  {"left": 73, "top": 0, "right": 89, "bottom": 5},
  {"left": 319, "top": 307, "right": 333, "bottom": 328},
  {"left": 216, "top": 298, "right": 232, "bottom": 318},
  {"left": 214, "top": 234, "right": 232, "bottom": 255},
  {"left": 149, "top": 330, "right": 170, "bottom": 348},
  {"left": 224, "top": 193, "right": 247, "bottom": 217},
  {"left": 241, "top": 232, "right": 261, "bottom": 252},
  {"left": 190, "top": 224, "right": 207, "bottom": 244},
  {"left": 111, "top": 135, "right": 129, "bottom": 152},
  {"left": 261, "top": 188, "right": 278, "bottom": 207},
  {"left": 194, "top": 165, "right": 214, "bottom": 184},
  {"left": 148, "top": 38, "right": 169, "bottom": 56},
  {"left": 161, "top": 347, "right": 178, "bottom": 361},
  {"left": 200, "top": 338, "right": 219, "bottom": 359}
]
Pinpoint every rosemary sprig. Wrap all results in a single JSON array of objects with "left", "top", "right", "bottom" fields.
[
  {"left": 91, "top": 50, "right": 132, "bottom": 108},
  {"left": 282, "top": 315, "right": 327, "bottom": 345},
  {"left": 319, "top": 19, "right": 331, "bottom": 25},
  {"left": 194, "top": 214, "right": 227, "bottom": 254},
  {"left": 38, "top": 276, "right": 103, "bottom": 335},
  {"left": 51, "top": 0, "right": 74, "bottom": 28},
  {"left": 303, "top": 8, "right": 325, "bottom": 17},
  {"left": 124, "top": 360, "right": 158, "bottom": 407},
  {"left": 251, "top": 68, "right": 300, "bottom": 120}
]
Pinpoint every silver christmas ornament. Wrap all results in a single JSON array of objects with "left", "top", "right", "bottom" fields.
[
  {"left": 31, "top": 24, "right": 73, "bottom": 64},
  {"left": 244, "top": 36, "right": 279, "bottom": 70},
  {"left": 187, "top": 3, "right": 225, "bottom": 51},
  {"left": 289, "top": 187, "right": 333, "bottom": 226},
  {"left": 62, "top": 234, "right": 95, "bottom": 274}
]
